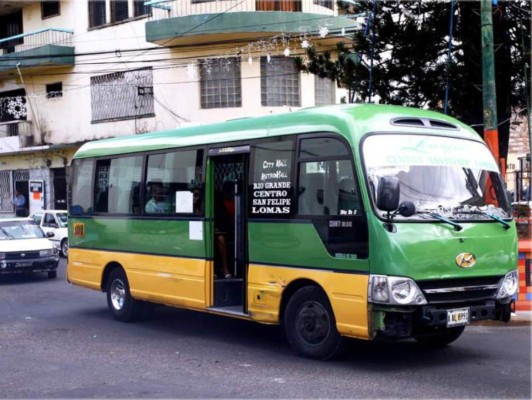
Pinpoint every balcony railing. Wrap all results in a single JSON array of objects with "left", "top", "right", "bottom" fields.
[
  {"left": 146, "top": 0, "right": 337, "bottom": 20},
  {"left": 0, "top": 28, "right": 73, "bottom": 55}
]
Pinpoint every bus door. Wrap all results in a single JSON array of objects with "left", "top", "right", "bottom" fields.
[{"left": 209, "top": 147, "right": 249, "bottom": 314}]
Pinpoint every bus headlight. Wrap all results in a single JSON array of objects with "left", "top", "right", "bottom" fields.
[
  {"left": 369, "top": 275, "right": 427, "bottom": 305},
  {"left": 497, "top": 270, "right": 518, "bottom": 299}
]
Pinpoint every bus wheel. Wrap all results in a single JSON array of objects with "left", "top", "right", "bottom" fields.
[
  {"left": 415, "top": 325, "right": 465, "bottom": 347},
  {"left": 283, "top": 286, "right": 342, "bottom": 360},
  {"left": 106, "top": 268, "right": 142, "bottom": 322}
]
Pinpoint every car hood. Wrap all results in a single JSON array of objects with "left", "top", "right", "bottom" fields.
[{"left": 0, "top": 238, "right": 55, "bottom": 252}]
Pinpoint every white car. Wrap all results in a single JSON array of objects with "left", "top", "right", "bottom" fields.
[
  {"left": 29, "top": 210, "right": 69, "bottom": 257},
  {"left": 0, "top": 218, "right": 60, "bottom": 279}
]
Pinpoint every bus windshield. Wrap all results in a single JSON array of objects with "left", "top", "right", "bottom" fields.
[{"left": 363, "top": 134, "right": 511, "bottom": 221}]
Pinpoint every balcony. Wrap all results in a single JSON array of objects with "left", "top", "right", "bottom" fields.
[
  {"left": 0, "top": 120, "right": 35, "bottom": 153},
  {"left": 0, "top": 28, "right": 74, "bottom": 77},
  {"left": 145, "top": 0, "right": 359, "bottom": 47}
]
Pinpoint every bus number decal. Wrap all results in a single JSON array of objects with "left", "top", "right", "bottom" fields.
[{"left": 73, "top": 222, "right": 85, "bottom": 238}]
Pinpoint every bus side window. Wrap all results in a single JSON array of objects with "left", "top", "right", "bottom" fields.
[{"left": 297, "top": 136, "right": 368, "bottom": 259}]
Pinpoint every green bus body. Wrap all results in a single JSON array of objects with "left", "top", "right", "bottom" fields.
[{"left": 68, "top": 104, "right": 518, "bottom": 359}]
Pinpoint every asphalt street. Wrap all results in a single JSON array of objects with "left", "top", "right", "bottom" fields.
[{"left": 0, "top": 259, "right": 530, "bottom": 399}]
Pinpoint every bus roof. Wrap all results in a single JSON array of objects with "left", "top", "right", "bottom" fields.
[{"left": 73, "top": 104, "right": 481, "bottom": 159}]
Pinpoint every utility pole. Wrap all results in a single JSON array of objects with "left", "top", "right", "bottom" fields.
[{"left": 481, "top": 0, "right": 500, "bottom": 167}]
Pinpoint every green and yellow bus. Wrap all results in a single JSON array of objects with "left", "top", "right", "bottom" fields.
[{"left": 67, "top": 104, "right": 518, "bottom": 359}]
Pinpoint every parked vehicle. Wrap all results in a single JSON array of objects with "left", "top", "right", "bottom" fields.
[
  {"left": 30, "top": 210, "right": 68, "bottom": 257},
  {"left": 0, "top": 218, "right": 60, "bottom": 279}
]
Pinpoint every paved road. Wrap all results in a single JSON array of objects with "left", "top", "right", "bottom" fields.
[{"left": 0, "top": 259, "right": 530, "bottom": 398}]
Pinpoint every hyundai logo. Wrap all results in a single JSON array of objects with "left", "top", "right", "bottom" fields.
[{"left": 456, "top": 252, "right": 476, "bottom": 268}]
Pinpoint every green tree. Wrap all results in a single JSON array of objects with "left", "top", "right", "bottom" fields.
[{"left": 295, "top": 0, "right": 531, "bottom": 161}]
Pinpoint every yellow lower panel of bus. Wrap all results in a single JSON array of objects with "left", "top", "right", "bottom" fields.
[
  {"left": 247, "top": 264, "right": 369, "bottom": 339},
  {"left": 67, "top": 248, "right": 209, "bottom": 310}
]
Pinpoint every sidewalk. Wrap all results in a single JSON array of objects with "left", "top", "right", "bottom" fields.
[{"left": 474, "top": 311, "right": 532, "bottom": 327}]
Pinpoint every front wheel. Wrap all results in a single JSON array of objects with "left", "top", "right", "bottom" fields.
[
  {"left": 60, "top": 238, "right": 68, "bottom": 258},
  {"left": 415, "top": 325, "right": 465, "bottom": 347},
  {"left": 106, "top": 268, "right": 142, "bottom": 322},
  {"left": 283, "top": 286, "right": 342, "bottom": 360}
]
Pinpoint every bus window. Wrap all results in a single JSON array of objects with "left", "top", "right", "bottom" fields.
[
  {"left": 145, "top": 148, "right": 204, "bottom": 215},
  {"left": 297, "top": 136, "right": 367, "bottom": 259},
  {"left": 94, "top": 156, "right": 142, "bottom": 214},
  {"left": 70, "top": 158, "right": 94, "bottom": 214}
]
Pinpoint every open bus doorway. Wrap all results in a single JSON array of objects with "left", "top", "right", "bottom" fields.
[{"left": 210, "top": 151, "right": 248, "bottom": 314}]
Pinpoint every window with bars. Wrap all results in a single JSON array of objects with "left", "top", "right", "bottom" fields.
[
  {"left": 315, "top": 76, "right": 335, "bottom": 106},
  {"left": 89, "top": 1, "right": 106, "bottom": 28},
  {"left": 46, "top": 82, "right": 63, "bottom": 99},
  {"left": 200, "top": 58, "right": 242, "bottom": 109},
  {"left": 256, "top": 0, "right": 302, "bottom": 11},
  {"left": 260, "top": 57, "right": 300, "bottom": 107},
  {"left": 41, "top": 1, "right": 61, "bottom": 19},
  {"left": 111, "top": 0, "right": 129, "bottom": 23},
  {"left": 90, "top": 67, "right": 154, "bottom": 123},
  {"left": 133, "top": 0, "right": 151, "bottom": 17}
]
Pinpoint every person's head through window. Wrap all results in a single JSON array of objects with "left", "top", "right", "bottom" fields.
[{"left": 145, "top": 181, "right": 171, "bottom": 214}]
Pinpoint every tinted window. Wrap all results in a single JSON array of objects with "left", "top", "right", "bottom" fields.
[
  {"left": 70, "top": 159, "right": 95, "bottom": 214},
  {"left": 249, "top": 139, "right": 295, "bottom": 217},
  {"left": 145, "top": 149, "right": 204, "bottom": 215},
  {"left": 94, "top": 156, "right": 143, "bottom": 214}
]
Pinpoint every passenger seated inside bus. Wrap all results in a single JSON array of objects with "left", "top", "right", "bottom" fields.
[
  {"left": 215, "top": 181, "right": 235, "bottom": 279},
  {"left": 145, "top": 181, "right": 172, "bottom": 214}
]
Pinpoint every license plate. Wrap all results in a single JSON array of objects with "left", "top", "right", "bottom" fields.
[
  {"left": 15, "top": 262, "right": 32, "bottom": 268},
  {"left": 447, "top": 308, "right": 470, "bottom": 327}
]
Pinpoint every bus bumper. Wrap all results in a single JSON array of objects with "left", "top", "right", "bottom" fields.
[{"left": 371, "top": 299, "right": 514, "bottom": 339}]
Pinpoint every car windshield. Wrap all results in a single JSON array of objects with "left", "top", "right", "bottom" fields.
[
  {"left": 56, "top": 213, "right": 68, "bottom": 227},
  {"left": 0, "top": 220, "right": 46, "bottom": 240},
  {"left": 363, "top": 134, "right": 511, "bottom": 221}
]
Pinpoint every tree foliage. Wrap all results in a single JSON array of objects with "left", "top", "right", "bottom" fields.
[{"left": 295, "top": 0, "right": 531, "bottom": 161}]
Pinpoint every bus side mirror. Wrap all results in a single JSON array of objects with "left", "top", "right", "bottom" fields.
[{"left": 377, "top": 176, "right": 400, "bottom": 212}]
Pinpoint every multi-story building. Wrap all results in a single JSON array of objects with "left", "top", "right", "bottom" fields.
[{"left": 0, "top": 0, "right": 359, "bottom": 216}]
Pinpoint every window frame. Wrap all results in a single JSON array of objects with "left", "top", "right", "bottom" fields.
[
  {"left": 260, "top": 56, "right": 301, "bottom": 107},
  {"left": 88, "top": 0, "right": 107, "bottom": 28},
  {"left": 199, "top": 57, "right": 242, "bottom": 109},
  {"left": 41, "top": 1, "right": 61, "bottom": 19}
]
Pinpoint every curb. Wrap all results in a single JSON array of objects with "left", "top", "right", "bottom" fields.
[{"left": 474, "top": 312, "right": 532, "bottom": 327}]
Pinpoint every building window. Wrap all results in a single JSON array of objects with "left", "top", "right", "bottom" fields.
[
  {"left": 46, "top": 82, "right": 63, "bottom": 99},
  {"left": 133, "top": 0, "right": 150, "bottom": 17},
  {"left": 315, "top": 76, "right": 335, "bottom": 106},
  {"left": 89, "top": 1, "right": 106, "bottom": 28},
  {"left": 260, "top": 57, "right": 300, "bottom": 107},
  {"left": 313, "top": 0, "right": 333, "bottom": 10},
  {"left": 41, "top": 1, "right": 61, "bottom": 19},
  {"left": 111, "top": 0, "right": 129, "bottom": 23},
  {"left": 90, "top": 67, "right": 154, "bottom": 123},
  {"left": 200, "top": 58, "right": 241, "bottom": 109}
]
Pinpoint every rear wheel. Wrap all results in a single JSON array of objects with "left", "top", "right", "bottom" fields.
[
  {"left": 106, "top": 268, "right": 142, "bottom": 322},
  {"left": 283, "top": 286, "right": 342, "bottom": 360},
  {"left": 60, "top": 238, "right": 68, "bottom": 258},
  {"left": 415, "top": 325, "right": 465, "bottom": 347}
]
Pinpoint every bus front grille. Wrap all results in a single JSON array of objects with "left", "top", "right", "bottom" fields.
[{"left": 417, "top": 276, "right": 503, "bottom": 304}]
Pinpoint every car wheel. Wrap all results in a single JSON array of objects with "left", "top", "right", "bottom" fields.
[
  {"left": 106, "top": 268, "right": 142, "bottom": 322},
  {"left": 60, "top": 238, "right": 68, "bottom": 258},
  {"left": 415, "top": 325, "right": 465, "bottom": 347},
  {"left": 283, "top": 286, "right": 342, "bottom": 360},
  {"left": 48, "top": 270, "right": 57, "bottom": 279}
]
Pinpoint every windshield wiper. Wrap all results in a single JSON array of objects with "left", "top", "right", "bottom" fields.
[
  {"left": 0, "top": 227, "right": 14, "bottom": 239},
  {"left": 467, "top": 210, "right": 511, "bottom": 230},
  {"left": 426, "top": 212, "right": 463, "bottom": 231}
]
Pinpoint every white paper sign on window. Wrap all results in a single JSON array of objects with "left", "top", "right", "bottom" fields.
[{"left": 175, "top": 191, "right": 193, "bottom": 213}]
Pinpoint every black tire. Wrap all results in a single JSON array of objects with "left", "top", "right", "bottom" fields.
[
  {"left": 106, "top": 268, "right": 142, "bottom": 322},
  {"left": 47, "top": 270, "right": 57, "bottom": 279},
  {"left": 60, "top": 238, "right": 68, "bottom": 258},
  {"left": 415, "top": 325, "right": 465, "bottom": 347},
  {"left": 283, "top": 286, "right": 342, "bottom": 360}
]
